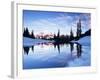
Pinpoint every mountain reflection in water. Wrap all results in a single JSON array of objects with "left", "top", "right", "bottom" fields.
[{"left": 23, "top": 42, "right": 82, "bottom": 58}]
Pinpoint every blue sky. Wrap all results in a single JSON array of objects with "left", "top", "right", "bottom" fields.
[{"left": 23, "top": 10, "right": 91, "bottom": 36}]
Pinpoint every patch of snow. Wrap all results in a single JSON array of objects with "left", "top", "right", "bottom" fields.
[
  {"left": 23, "top": 37, "right": 54, "bottom": 47},
  {"left": 72, "top": 36, "right": 91, "bottom": 46}
]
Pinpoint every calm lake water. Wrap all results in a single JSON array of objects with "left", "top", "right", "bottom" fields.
[{"left": 23, "top": 41, "right": 91, "bottom": 69}]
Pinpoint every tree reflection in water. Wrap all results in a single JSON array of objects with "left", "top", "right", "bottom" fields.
[
  {"left": 76, "top": 43, "right": 82, "bottom": 58},
  {"left": 23, "top": 47, "right": 29, "bottom": 55},
  {"left": 70, "top": 43, "right": 74, "bottom": 54},
  {"left": 24, "top": 45, "right": 34, "bottom": 55},
  {"left": 23, "top": 42, "right": 82, "bottom": 58}
]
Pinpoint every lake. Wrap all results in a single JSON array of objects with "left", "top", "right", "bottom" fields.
[{"left": 23, "top": 40, "right": 91, "bottom": 69}]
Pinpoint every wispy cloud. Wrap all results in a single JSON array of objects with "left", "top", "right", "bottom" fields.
[{"left": 24, "top": 10, "right": 91, "bottom": 36}]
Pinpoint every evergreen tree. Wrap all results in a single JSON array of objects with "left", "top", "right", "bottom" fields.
[
  {"left": 54, "top": 33, "right": 56, "bottom": 39},
  {"left": 26, "top": 27, "right": 30, "bottom": 37},
  {"left": 23, "top": 28, "right": 36, "bottom": 39},
  {"left": 30, "top": 30, "right": 35, "bottom": 39},
  {"left": 70, "top": 28, "right": 74, "bottom": 40},
  {"left": 66, "top": 34, "right": 70, "bottom": 41},
  {"left": 57, "top": 29, "right": 60, "bottom": 38},
  {"left": 23, "top": 27, "right": 30, "bottom": 37},
  {"left": 76, "top": 18, "right": 82, "bottom": 38},
  {"left": 23, "top": 28, "right": 26, "bottom": 37}
]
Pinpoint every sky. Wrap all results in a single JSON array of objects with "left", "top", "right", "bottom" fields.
[{"left": 23, "top": 10, "right": 91, "bottom": 36}]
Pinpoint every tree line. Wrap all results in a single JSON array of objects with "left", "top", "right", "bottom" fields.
[
  {"left": 23, "top": 27, "right": 90, "bottom": 43},
  {"left": 23, "top": 27, "right": 35, "bottom": 39},
  {"left": 23, "top": 19, "right": 91, "bottom": 42}
]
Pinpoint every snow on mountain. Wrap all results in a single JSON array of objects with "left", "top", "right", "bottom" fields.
[
  {"left": 72, "top": 36, "right": 91, "bottom": 46},
  {"left": 78, "top": 36, "right": 90, "bottom": 45}
]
